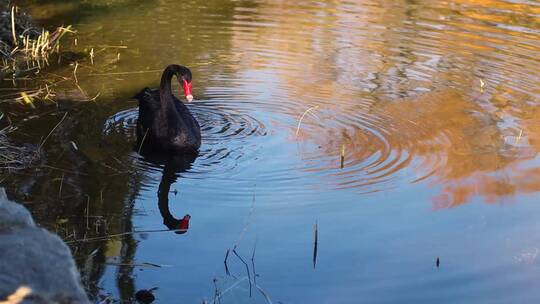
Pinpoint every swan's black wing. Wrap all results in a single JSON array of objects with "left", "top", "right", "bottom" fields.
[
  {"left": 173, "top": 96, "right": 202, "bottom": 148},
  {"left": 134, "top": 88, "right": 165, "bottom": 147},
  {"left": 135, "top": 88, "right": 201, "bottom": 152}
]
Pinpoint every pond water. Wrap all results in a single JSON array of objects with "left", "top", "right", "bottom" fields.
[{"left": 2, "top": 0, "right": 540, "bottom": 303}]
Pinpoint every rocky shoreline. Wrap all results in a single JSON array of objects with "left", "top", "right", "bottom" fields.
[{"left": 0, "top": 188, "right": 89, "bottom": 304}]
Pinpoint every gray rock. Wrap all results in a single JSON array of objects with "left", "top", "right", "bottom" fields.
[
  {"left": 0, "top": 188, "right": 90, "bottom": 304},
  {"left": 0, "top": 188, "right": 35, "bottom": 228}
]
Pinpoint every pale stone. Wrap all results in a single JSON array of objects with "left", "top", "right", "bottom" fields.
[{"left": 0, "top": 188, "right": 89, "bottom": 303}]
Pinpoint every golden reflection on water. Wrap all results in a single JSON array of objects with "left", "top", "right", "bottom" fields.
[
  {"left": 19, "top": 0, "right": 540, "bottom": 206},
  {"left": 224, "top": 0, "right": 540, "bottom": 204}
]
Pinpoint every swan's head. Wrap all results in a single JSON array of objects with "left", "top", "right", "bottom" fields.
[{"left": 177, "top": 70, "right": 193, "bottom": 102}]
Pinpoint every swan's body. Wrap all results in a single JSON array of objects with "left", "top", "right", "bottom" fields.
[{"left": 135, "top": 65, "right": 201, "bottom": 153}]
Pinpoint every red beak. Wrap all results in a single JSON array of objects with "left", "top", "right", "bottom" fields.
[
  {"left": 179, "top": 214, "right": 190, "bottom": 230},
  {"left": 182, "top": 79, "right": 193, "bottom": 102}
]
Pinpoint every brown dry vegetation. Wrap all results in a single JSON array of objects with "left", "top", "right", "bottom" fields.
[
  {"left": 0, "top": 3, "right": 74, "bottom": 79},
  {"left": 0, "top": 2, "right": 76, "bottom": 171}
]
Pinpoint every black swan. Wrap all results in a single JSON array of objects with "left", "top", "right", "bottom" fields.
[{"left": 135, "top": 64, "right": 201, "bottom": 153}]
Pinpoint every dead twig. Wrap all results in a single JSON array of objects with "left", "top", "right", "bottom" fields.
[
  {"left": 296, "top": 105, "right": 319, "bottom": 137},
  {"left": 38, "top": 112, "right": 68, "bottom": 151},
  {"left": 137, "top": 128, "right": 149, "bottom": 154},
  {"left": 233, "top": 249, "right": 252, "bottom": 297},
  {"left": 340, "top": 144, "right": 345, "bottom": 169},
  {"left": 89, "top": 69, "right": 162, "bottom": 76},
  {"left": 64, "top": 228, "right": 187, "bottom": 244},
  {"left": 58, "top": 173, "right": 64, "bottom": 198},
  {"left": 251, "top": 241, "right": 257, "bottom": 286},
  {"left": 313, "top": 220, "right": 318, "bottom": 268},
  {"left": 224, "top": 249, "right": 231, "bottom": 276}
]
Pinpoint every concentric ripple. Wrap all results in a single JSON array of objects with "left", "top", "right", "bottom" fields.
[
  {"left": 103, "top": 100, "right": 268, "bottom": 177},
  {"left": 251, "top": 98, "right": 449, "bottom": 195},
  {"left": 190, "top": 101, "right": 268, "bottom": 175}
]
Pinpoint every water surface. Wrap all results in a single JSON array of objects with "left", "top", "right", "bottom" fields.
[{"left": 2, "top": 0, "right": 540, "bottom": 303}]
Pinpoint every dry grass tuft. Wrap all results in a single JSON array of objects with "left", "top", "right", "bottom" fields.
[
  {"left": 0, "top": 126, "right": 40, "bottom": 171},
  {"left": 1, "top": 5, "right": 75, "bottom": 78}
]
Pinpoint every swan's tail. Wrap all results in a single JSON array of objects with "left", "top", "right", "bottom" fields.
[{"left": 133, "top": 87, "right": 152, "bottom": 102}]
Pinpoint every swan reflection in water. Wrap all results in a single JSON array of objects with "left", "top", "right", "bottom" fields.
[
  {"left": 133, "top": 64, "right": 202, "bottom": 233},
  {"left": 140, "top": 151, "right": 198, "bottom": 235}
]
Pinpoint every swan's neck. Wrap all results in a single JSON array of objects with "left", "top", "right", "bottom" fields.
[
  {"left": 159, "top": 67, "right": 177, "bottom": 113},
  {"left": 158, "top": 166, "right": 178, "bottom": 224}
]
